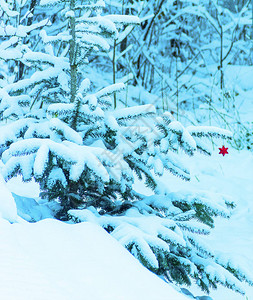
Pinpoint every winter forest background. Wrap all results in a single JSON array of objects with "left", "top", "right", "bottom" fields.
[{"left": 0, "top": 0, "right": 253, "bottom": 299}]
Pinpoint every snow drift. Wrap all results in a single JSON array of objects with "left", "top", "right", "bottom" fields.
[{"left": 0, "top": 218, "right": 189, "bottom": 300}]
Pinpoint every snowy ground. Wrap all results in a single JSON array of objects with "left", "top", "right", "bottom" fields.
[{"left": 0, "top": 217, "right": 191, "bottom": 300}]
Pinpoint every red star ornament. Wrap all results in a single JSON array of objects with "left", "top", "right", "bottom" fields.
[{"left": 219, "top": 145, "right": 228, "bottom": 156}]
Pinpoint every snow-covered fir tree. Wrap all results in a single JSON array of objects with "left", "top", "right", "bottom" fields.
[{"left": 0, "top": 0, "right": 252, "bottom": 296}]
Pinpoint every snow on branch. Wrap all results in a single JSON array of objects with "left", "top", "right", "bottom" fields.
[
  {"left": 40, "top": 30, "right": 71, "bottom": 44},
  {"left": 0, "top": 118, "right": 35, "bottom": 147},
  {"left": 2, "top": 138, "right": 76, "bottom": 163},
  {"left": 49, "top": 118, "right": 83, "bottom": 145},
  {"left": 47, "top": 103, "right": 104, "bottom": 119},
  {"left": 76, "top": 16, "right": 118, "bottom": 36},
  {"left": 187, "top": 126, "right": 232, "bottom": 139},
  {"left": 0, "top": 0, "right": 19, "bottom": 17},
  {"left": 5, "top": 67, "right": 63, "bottom": 93},
  {"left": 95, "top": 83, "right": 125, "bottom": 98},
  {"left": 104, "top": 15, "right": 140, "bottom": 25},
  {"left": 23, "top": 52, "right": 69, "bottom": 68},
  {"left": 112, "top": 104, "right": 156, "bottom": 121},
  {"left": 79, "top": 33, "right": 110, "bottom": 52},
  {"left": 75, "top": 1, "right": 105, "bottom": 12},
  {"left": 39, "top": 0, "right": 63, "bottom": 7},
  {"left": 0, "top": 19, "right": 50, "bottom": 38}
]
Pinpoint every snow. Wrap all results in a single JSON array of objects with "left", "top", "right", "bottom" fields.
[
  {"left": 65, "top": 10, "right": 75, "bottom": 18},
  {"left": 187, "top": 126, "right": 232, "bottom": 139},
  {"left": 47, "top": 103, "right": 104, "bottom": 119},
  {"left": 78, "top": 78, "right": 91, "bottom": 94},
  {"left": 23, "top": 52, "right": 69, "bottom": 69},
  {"left": 65, "top": 142, "right": 110, "bottom": 182},
  {"left": 154, "top": 157, "right": 164, "bottom": 175},
  {"left": 6, "top": 176, "right": 40, "bottom": 199},
  {"left": 0, "top": 19, "right": 49, "bottom": 38},
  {"left": 33, "top": 144, "right": 49, "bottom": 177},
  {"left": 47, "top": 167, "right": 67, "bottom": 187},
  {"left": 0, "top": 174, "right": 18, "bottom": 223},
  {"left": 104, "top": 14, "right": 140, "bottom": 25},
  {"left": 80, "top": 33, "right": 110, "bottom": 52},
  {"left": 225, "top": 65, "right": 253, "bottom": 91},
  {"left": 70, "top": 207, "right": 188, "bottom": 269},
  {"left": 4, "top": 67, "right": 63, "bottom": 93},
  {"left": 0, "top": 0, "right": 19, "bottom": 17},
  {"left": 0, "top": 36, "right": 18, "bottom": 50},
  {"left": 0, "top": 218, "right": 189, "bottom": 300},
  {"left": 116, "top": 26, "right": 134, "bottom": 44},
  {"left": 0, "top": 49, "right": 22, "bottom": 60},
  {"left": 95, "top": 82, "right": 125, "bottom": 98},
  {"left": 77, "top": 16, "right": 117, "bottom": 36},
  {"left": 39, "top": 0, "right": 61, "bottom": 6},
  {"left": 112, "top": 104, "right": 156, "bottom": 120},
  {"left": 2, "top": 138, "right": 76, "bottom": 164},
  {"left": 40, "top": 29, "right": 71, "bottom": 43},
  {"left": 12, "top": 193, "right": 54, "bottom": 222},
  {"left": 49, "top": 118, "right": 83, "bottom": 145},
  {"left": 0, "top": 118, "right": 34, "bottom": 147}
]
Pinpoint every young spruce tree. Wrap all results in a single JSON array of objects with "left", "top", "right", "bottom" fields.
[{"left": 0, "top": 0, "right": 252, "bottom": 297}]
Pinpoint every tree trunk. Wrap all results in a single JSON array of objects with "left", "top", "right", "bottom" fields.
[{"left": 69, "top": 0, "right": 77, "bottom": 104}]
